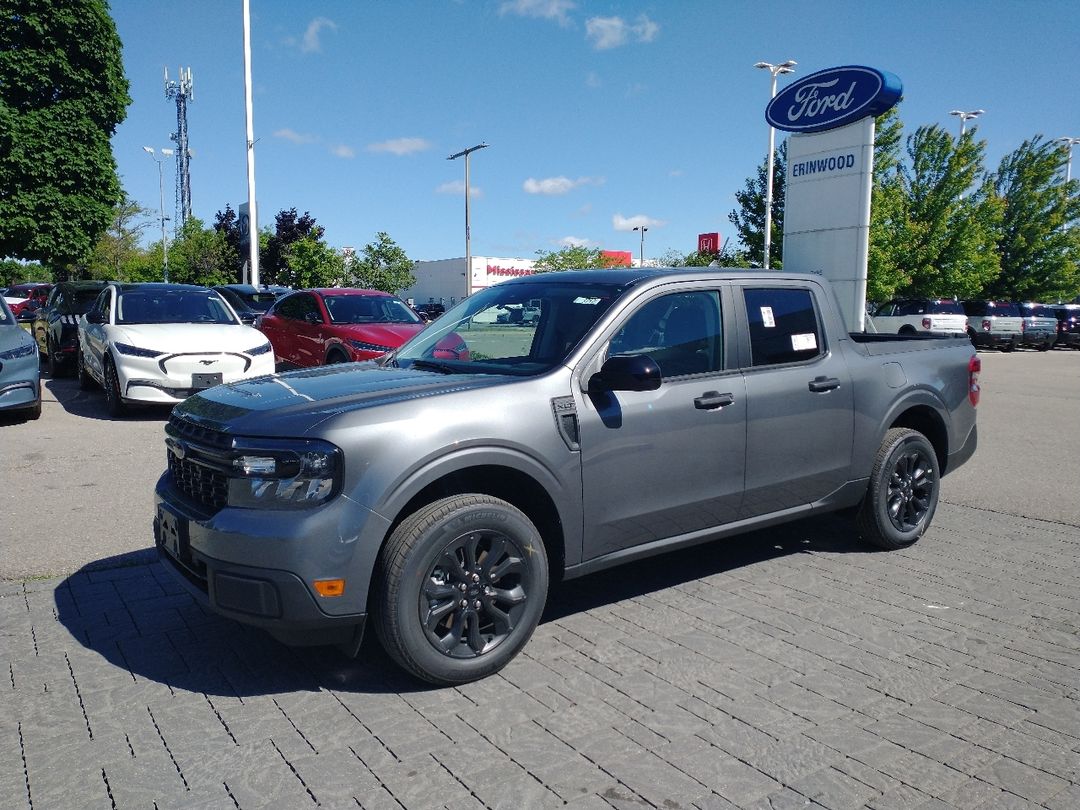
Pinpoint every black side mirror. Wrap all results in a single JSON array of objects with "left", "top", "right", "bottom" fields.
[
  {"left": 84, "top": 310, "right": 104, "bottom": 324},
  {"left": 304, "top": 312, "right": 322, "bottom": 325},
  {"left": 588, "top": 354, "right": 662, "bottom": 394}
]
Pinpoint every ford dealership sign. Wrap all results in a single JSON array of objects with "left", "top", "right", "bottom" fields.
[{"left": 766, "top": 66, "right": 902, "bottom": 134}]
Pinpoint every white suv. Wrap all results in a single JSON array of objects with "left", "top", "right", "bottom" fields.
[{"left": 870, "top": 298, "right": 967, "bottom": 335}]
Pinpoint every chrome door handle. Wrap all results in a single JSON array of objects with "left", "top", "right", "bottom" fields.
[{"left": 694, "top": 391, "right": 735, "bottom": 410}]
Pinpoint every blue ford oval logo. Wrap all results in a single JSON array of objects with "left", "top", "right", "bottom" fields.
[{"left": 766, "top": 65, "right": 902, "bottom": 134}]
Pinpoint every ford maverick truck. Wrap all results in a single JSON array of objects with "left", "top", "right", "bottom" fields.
[{"left": 154, "top": 269, "right": 979, "bottom": 685}]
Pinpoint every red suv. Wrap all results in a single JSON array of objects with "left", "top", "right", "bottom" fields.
[
  {"left": 258, "top": 288, "right": 467, "bottom": 367},
  {"left": 3, "top": 283, "right": 52, "bottom": 318}
]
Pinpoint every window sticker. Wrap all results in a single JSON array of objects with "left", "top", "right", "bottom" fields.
[
  {"left": 573, "top": 297, "right": 602, "bottom": 305},
  {"left": 760, "top": 306, "right": 775, "bottom": 328},
  {"left": 791, "top": 332, "right": 818, "bottom": 351}
]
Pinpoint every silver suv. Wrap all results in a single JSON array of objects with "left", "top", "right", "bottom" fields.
[{"left": 962, "top": 300, "right": 1022, "bottom": 351}]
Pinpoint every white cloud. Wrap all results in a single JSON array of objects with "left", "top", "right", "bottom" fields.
[
  {"left": 585, "top": 72, "right": 602, "bottom": 89},
  {"left": 499, "top": 0, "right": 575, "bottom": 26},
  {"left": 612, "top": 213, "right": 666, "bottom": 232},
  {"left": 522, "top": 175, "right": 604, "bottom": 195},
  {"left": 301, "top": 17, "right": 338, "bottom": 53},
  {"left": 366, "top": 138, "right": 433, "bottom": 156},
  {"left": 273, "top": 128, "right": 317, "bottom": 144},
  {"left": 437, "top": 180, "right": 482, "bottom": 198},
  {"left": 329, "top": 144, "right": 355, "bottom": 159},
  {"left": 558, "top": 236, "right": 596, "bottom": 248},
  {"left": 669, "top": 169, "right": 685, "bottom": 177},
  {"left": 585, "top": 13, "right": 659, "bottom": 50}
]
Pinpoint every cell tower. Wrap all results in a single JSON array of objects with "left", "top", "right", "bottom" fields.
[{"left": 164, "top": 66, "right": 194, "bottom": 233}]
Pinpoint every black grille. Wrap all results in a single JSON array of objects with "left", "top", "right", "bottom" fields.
[{"left": 168, "top": 452, "right": 228, "bottom": 511}]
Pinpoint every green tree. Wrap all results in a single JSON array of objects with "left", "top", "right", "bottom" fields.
[
  {"left": 261, "top": 209, "right": 323, "bottom": 284},
  {"left": 867, "top": 108, "right": 908, "bottom": 301},
  {"left": 166, "top": 218, "right": 237, "bottom": 287},
  {"left": 728, "top": 141, "right": 787, "bottom": 268},
  {"left": 985, "top": 136, "right": 1080, "bottom": 300},
  {"left": 0, "top": 1, "right": 130, "bottom": 267},
  {"left": 533, "top": 245, "right": 610, "bottom": 271},
  {"left": 73, "top": 193, "right": 151, "bottom": 281},
  {"left": 0, "top": 258, "right": 46, "bottom": 286},
  {"left": 212, "top": 204, "right": 245, "bottom": 282},
  {"left": 346, "top": 232, "right": 415, "bottom": 292},
  {"left": 280, "top": 235, "right": 344, "bottom": 289}
]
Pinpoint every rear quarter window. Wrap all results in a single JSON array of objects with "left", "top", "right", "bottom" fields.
[{"left": 743, "top": 288, "right": 824, "bottom": 367}]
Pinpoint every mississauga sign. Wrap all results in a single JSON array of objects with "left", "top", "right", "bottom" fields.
[{"left": 766, "top": 65, "right": 902, "bottom": 133}]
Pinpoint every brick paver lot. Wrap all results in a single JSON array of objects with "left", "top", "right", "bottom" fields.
[{"left": 2, "top": 352, "right": 1078, "bottom": 808}]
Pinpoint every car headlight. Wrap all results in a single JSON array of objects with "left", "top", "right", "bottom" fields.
[
  {"left": 349, "top": 339, "right": 393, "bottom": 354},
  {"left": 226, "top": 438, "right": 343, "bottom": 509},
  {"left": 0, "top": 341, "right": 36, "bottom": 360},
  {"left": 115, "top": 342, "right": 164, "bottom": 358},
  {"left": 247, "top": 341, "right": 273, "bottom": 356}
]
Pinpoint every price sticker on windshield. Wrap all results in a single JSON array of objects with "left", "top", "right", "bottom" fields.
[{"left": 760, "top": 307, "right": 775, "bottom": 328}]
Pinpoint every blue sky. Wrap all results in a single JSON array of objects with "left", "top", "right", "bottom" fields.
[{"left": 110, "top": 0, "right": 1080, "bottom": 262}]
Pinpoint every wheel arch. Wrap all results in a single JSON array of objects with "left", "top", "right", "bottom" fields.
[{"left": 887, "top": 403, "right": 949, "bottom": 473}]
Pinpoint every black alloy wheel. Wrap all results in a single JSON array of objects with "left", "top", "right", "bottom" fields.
[
  {"left": 856, "top": 427, "right": 940, "bottom": 550},
  {"left": 883, "top": 441, "right": 936, "bottom": 533},
  {"left": 76, "top": 347, "right": 94, "bottom": 390},
  {"left": 103, "top": 357, "right": 127, "bottom": 416},
  {"left": 47, "top": 338, "right": 66, "bottom": 377}
]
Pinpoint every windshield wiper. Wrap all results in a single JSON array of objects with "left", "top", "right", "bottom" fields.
[{"left": 410, "top": 359, "right": 459, "bottom": 374}]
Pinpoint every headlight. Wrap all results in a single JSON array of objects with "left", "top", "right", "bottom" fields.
[
  {"left": 0, "top": 341, "right": 36, "bottom": 360},
  {"left": 226, "top": 438, "right": 343, "bottom": 509},
  {"left": 115, "top": 342, "right": 163, "bottom": 358},
  {"left": 349, "top": 339, "right": 393, "bottom": 354},
  {"left": 247, "top": 341, "right": 273, "bottom": 356}
]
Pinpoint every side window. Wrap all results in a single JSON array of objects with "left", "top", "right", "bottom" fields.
[
  {"left": 100, "top": 289, "right": 113, "bottom": 323},
  {"left": 276, "top": 293, "right": 317, "bottom": 321},
  {"left": 743, "top": 287, "right": 823, "bottom": 367},
  {"left": 609, "top": 291, "right": 723, "bottom": 378},
  {"left": 874, "top": 302, "right": 894, "bottom": 317}
]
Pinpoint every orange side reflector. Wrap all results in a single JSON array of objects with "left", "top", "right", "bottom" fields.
[{"left": 313, "top": 578, "right": 345, "bottom": 597}]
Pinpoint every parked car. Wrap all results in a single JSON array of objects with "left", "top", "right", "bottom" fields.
[
  {"left": 3, "top": 283, "right": 52, "bottom": 318},
  {"left": 0, "top": 297, "right": 41, "bottom": 421},
  {"left": 869, "top": 298, "right": 967, "bottom": 335},
  {"left": 212, "top": 284, "right": 281, "bottom": 325},
  {"left": 1050, "top": 304, "right": 1080, "bottom": 348},
  {"left": 961, "top": 300, "right": 1023, "bottom": 351},
  {"left": 1016, "top": 303, "right": 1058, "bottom": 351},
  {"left": 77, "top": 282, "right": 275, "bottom": 416},
  {"left": 258, "top": 288, "right": 466, "bottom": 367},
  {"left": 154, "top": 269, "right": 979, "bottom": 684},
  {"left": 413, "top": 302, "right": 446, "bottom": 321},
  {"left": 33, "top": 281, "right": 108, "bottom": 376}
]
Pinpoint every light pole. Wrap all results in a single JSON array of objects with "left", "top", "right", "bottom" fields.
[
  {"left": 633, "top": 226, "right": 648, "bottom": 267},
  {"left": 754, "top": 59, "right": 797, "bottom": 269},
  {"left": 1054, "top": 136, "right": 1080, "bottom": 184},
  {"left": 447, "top": 142, "right": 489, "bottom": 298},
  {"left": 949, "top": 109, "right": 985, "bottom": 137},
  {"left": 142, "top": 146, "right": 172, "bottom": 282}
]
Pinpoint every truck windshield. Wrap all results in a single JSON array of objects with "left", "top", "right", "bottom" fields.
[{"left": 394, "top": 281, "right": 621, "bottom": 375}]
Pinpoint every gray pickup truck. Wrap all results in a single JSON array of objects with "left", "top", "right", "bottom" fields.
[{"left": 154, "top": 269, "right": 980, "bottom": 684}]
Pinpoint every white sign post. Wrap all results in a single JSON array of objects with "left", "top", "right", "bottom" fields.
[{"left": 782, "top": 117, "right": 876, "bottom": 333}]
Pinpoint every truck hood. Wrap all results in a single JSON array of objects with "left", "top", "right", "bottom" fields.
[{"left": 173, "top": 362, "right": 510, "bottom": 435}]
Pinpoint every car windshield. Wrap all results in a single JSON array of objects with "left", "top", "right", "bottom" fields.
[
  {"left": 394, "top": 281, "right": 621, "bottom": 376},
  {"left": 928, "top": 300, "right": 963, "bottom": 314},
  {"left": 116, "top": 289, "right": 238, "bottom": 325},
  {"left": 323, "top": 294, "right": 421, "bottom": 324}
]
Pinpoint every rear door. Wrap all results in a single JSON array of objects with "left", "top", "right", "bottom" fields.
[{"left": 735, "top": 283, "right": 854, "bottom": 517}]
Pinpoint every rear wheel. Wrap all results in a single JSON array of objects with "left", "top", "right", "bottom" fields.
[
  {"left": 76, "top": 346, "right": 94, "bottom": 390},
  {"left": 47, "top": 338, "right": 67, "bottom": 377},
  {"left": 325, "top": 350, "right": 349, "bottom": 365},
  {"left": 374, "top": 495, "right": 549, "bottom": 685},
  {"left": 856, "top": 428, "right": 940, "bottom": 551}
]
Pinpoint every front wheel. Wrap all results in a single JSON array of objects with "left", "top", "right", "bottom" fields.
[
  {"left": 103, "top": 356, "right": 128, "bottom": 417},
  {"left": 374, "top": 495, "right": 548, "bottom": 685},
  {"left": 856, "top": 428, "right": 940, "bottom": 550}
]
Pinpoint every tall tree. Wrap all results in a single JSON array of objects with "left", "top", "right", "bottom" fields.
[
  {"left": 262, "top": 208, "right": 323, "bottom": 284},
  {"left": 986, "top": 136, "right": 1080, "bottom": 301},
  {"left": 347, "top": 232, "right": 415, "bottom": 293},
  {"left": 533, "top": 245, "right": 610, "bottom": 271},
  {"left": 73, "top": 192, "right": 151, "bottom": 281},
  {"left": 280, "top": 236, "right": 344, "bottom": 289},
  {"left": 0, "top": 1, "right": 131, "bottom": 269},
  {"left": 212, "top": 204, "right": 245, "bottom": 282},
  {"left": 728, "top": 141, "right": 787, "bottom": 268},
  {"left": 867, "top": 107, "right": 910, "bottom": 301},
  {"left": 166, "top": 218, "right": 237, "bottom": 287}
]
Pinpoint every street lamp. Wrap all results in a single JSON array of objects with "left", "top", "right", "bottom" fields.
[
  {"left": 949, "top": 109, "right": 985, "bottom": 137},
  {"left": 142, "top": 146, "right": 172, "bottom": 282},
  {"left": 755, "top": 59, "right": 797, "bottom": 269},
  {"left": 1053, "top": 136, "right": 1080, "bottom": 184},
  {"left": 633, "top": 226, "right": 648, "bottom": 267},
  {"left": 447, "top": 142, "right": 489, "bottom": 298}
]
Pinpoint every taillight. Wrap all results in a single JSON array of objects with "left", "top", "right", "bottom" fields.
[
  {"left": 922, "top": 317, "right": 932, "bottom": 330},
  {"left": 982, "top": 319, "right": 991, "bottom": 332},
  {"left": 968, "top": 355, "right": 981, "bottom": 407},
  {"left": 1021, "top": 320, "right": 1027, "bottom": 332}
]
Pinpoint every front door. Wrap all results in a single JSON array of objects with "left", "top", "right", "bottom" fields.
[{"left": 577, "top": 286, "right": 747, "bottom": 560}]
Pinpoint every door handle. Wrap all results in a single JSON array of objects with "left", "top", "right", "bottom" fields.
[
  {"left": 808, "top": 376, "right": 841, "bottom": 393},
  {"left": 694, "top": 391, "right": 735, "bottom": 410}
]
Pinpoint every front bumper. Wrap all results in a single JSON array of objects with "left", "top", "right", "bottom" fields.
[
  {"left": 0, "top": 379, "right": 39, "bottom": 412},
  {"left": 117, "top": 351, "right": 275, "bottom": 404},
  {"left": 153, "top": 472, "right": 389, "bottom": 647}
]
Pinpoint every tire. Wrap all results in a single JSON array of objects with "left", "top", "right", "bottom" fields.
[
  {"left": 856, "top": 427, "right": 940, "bottom": 551},
  {"left": 898, "top": 326, "right": 916, "bottom": 336},
  {"left": 47, "top": 338, "right": 67, "bottom": 377},
  {"left": 325, "top": 350, "right": 349, "bottom": 365},
  {"left": 1039, "top": 340, "right": 1052, "bottom": 352},
  {"left": 373, "top": 494, "right": 549, "bottom": 685},
  {"left": 103, "top": 356, "right": 128, "bottom": 417},
  {"left": 76, "top": 346, "right": 95, "bottom": 390}
]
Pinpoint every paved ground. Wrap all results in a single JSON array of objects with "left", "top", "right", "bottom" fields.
[{"left": 1, "top": 350, "right": 1077, "bottom": 809}]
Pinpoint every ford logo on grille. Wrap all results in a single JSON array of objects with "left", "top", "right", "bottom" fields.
[
  {"left": 766, "top": 65, "right": 902, "bottom": 134},
  {"left": 166, "top": 437, "right": 187, "bottom": 460}
]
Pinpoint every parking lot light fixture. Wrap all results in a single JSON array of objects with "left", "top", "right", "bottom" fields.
[
  {"left": 949, "top": 109, "right": 985, "bottom": 137},
  {"left": 447, "top": 143, "right": 489, "bottom": 298},
  {"left": 142, "top": 146, "right": 170, "bottom": 282},
  {"left": 633, "top": 226, "right": 648, "bottom": 267},
  {"left": 755, "top": 60, "right": 797, "bottom": 269},
  {"left": 1054, "top": 136, "right": 1080, "bottom": 184}
]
